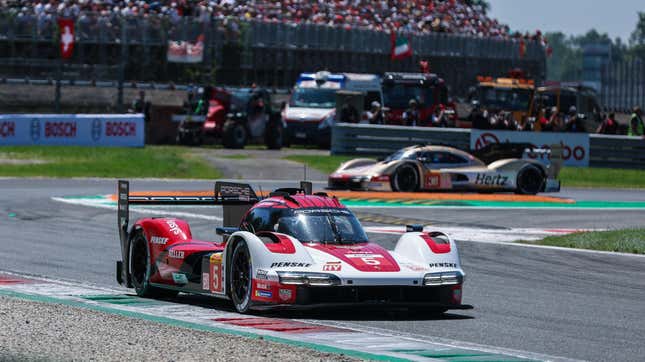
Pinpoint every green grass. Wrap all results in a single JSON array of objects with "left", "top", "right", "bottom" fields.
[
  {"left": 559, "top": 167, "right": 645, "bottom": 188},
  {"left": 0, "top": 146, "right": 221, "bottom": 178},
  {"left": 520, "top": 229, "right": 645, "bottom": 254},
  {"left": 284, "top": 155, "right": 361, "bottom": 174}
]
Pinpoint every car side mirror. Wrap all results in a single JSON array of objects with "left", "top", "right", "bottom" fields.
[
  {"left": 216, "top": 227, "right": 239, "bottom": 236},
  {"left": 417, "top": 157, "right": 428, "bottom": 163}
]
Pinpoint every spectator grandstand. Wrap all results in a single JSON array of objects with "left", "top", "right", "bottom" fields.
[{"left": 1, "top": 0, "right": 545, "bottom": 41}]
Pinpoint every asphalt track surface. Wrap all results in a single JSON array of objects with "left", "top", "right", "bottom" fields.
[{"left": 1, "top": 178, "right": 645, "bottom": 361}]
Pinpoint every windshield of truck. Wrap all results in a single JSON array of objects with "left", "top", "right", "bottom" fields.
[
  {"left": 479, "top": 86, "right": 531, "bottom": 111},
  {"left": 383, "top": 84, "right": 434, "bottom": 109},
  {"left": 290, "top": 87, "right": 337, "bottom": 108}
]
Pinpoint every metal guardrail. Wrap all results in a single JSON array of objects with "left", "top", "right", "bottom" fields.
[
  {"left": 589, "top": 134, "right": 645, "bottom": 169},
  {"left": 332, "top": 123, "right": 645, "bottom": 169},
  {"left": 331, "top": 123, "right": 471, "bottom": 156}
]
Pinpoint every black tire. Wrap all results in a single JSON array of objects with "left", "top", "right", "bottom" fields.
[
  {"left": 515, "top": 165, "right": 544, "bottom": 195},
  {"left": 222, "top": 121, "right": 247, "bottom": 149},
  {"left": 129, "top": 231, "right": 177, "bottom": 299},
  {"left": 264, "top": 121, "right": 283, "bottom": 150},
  {"left": 229, "top": 241, "right": 253, "bottom": 313},
  {"left": 391, "top": 164, "right": 420, "bottom": 192}
]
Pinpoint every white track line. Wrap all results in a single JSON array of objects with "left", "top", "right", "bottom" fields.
[
  {"left": 51, "top": 197, "right": 222, "bottom": 221},
  {"left": 364, "top": 226, "right": 645, "bottom": 259},
  {"left": 52, "top": 196, "right": 645, "bottom": 259}
]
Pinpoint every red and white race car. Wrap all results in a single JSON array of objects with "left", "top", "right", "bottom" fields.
[{"left": 116, "top": 181, "right": 471, "bottom": 313}]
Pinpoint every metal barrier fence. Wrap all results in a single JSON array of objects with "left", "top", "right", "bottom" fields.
[
  {"left": 601, "top": 59, "right": 645, "bottom": 111},
  {"left": 0, "top": 13, "right": 545, "bottom": 92},
  {"left": 331, "top": 123, "right": 471, "bottom": 156},
  {"left": 589, "top": 134, "right": 645, "bottom": 169},
  {"left": 332, "top": 123, "right": 645, "bottom": 169}
]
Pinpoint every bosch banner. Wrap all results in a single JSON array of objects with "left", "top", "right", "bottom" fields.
[
  {"left": 0, "top": 114, "right": 144, "bottom": 147},
  {"left": 470, "top": 129, "right": 590, "bottom": 167}
]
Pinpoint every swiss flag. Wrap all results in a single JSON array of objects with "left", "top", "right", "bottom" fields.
[{"left": 58, "top": 18, "right": 75, "bottom": 59}]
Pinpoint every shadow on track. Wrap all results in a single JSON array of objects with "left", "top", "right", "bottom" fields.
[{"left": 159, "top": 294, "right": 474, "bottom": 321}]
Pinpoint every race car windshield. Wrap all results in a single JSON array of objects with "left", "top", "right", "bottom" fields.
[
  {"left": 276, "top": 211, "right": 368, "bottom": 244},
  {"left": 384, "top": 150, "right": 416, "bottom": 162},
  {"left": 290, "top": 88, "right": 337, "bottom": 109}
]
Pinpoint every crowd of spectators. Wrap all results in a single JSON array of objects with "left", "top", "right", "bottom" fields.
[{"left": 1, "top": 0, "right": 546, "bottom": 41}]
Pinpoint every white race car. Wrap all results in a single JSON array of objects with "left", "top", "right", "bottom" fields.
[{"left": 116, "top": 181, "right": 471, "bottom": 313}]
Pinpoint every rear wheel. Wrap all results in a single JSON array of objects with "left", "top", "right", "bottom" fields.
[
  {"left": 223, "top": 121, "right": 247, "bottom": 149},
  {"left": 516, "top": 165, "right": 544, "bottom": 195},
  {"left": 230, "top": 241, "right": 253, "bottom": 313},
  {"left": 264, "top": 121, "right": 283, "bottom": 150},
  {"left": 391, "top": 164, "right": 419, "bottom": 192},
  {"left": 129, "top": 232, "right": 177, "bottom": 299}
]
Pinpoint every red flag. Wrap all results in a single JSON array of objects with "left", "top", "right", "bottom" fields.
[
  {"left": 58, "top": 18, "right": 75, "bottom": 59},
  {"left": 419, "top": 60, "right": 430, "bottom": 73},
  {"left": 518, "top": 39, "right": 526, "bottom": 58}
]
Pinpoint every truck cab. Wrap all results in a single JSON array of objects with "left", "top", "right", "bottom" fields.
[
  {"left": 381, "top": 72, "right": 456, "bottom": 127},
  {"left": 283, "top": 71, "right": 382, "bottom": 147}
]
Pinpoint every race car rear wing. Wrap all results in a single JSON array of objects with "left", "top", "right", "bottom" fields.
[{"left": 116, "top": 180, "right": 258, "bottom": 286}]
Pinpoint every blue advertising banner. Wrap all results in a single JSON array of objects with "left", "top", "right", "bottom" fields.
[{"left": 0, "top": 114, "right": 145, "bottom": 147}]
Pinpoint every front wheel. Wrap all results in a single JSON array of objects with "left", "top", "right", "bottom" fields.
[
  {"left": 515, "top": 165, "right": 544, "bottom": 195},
  {"left": 222, "top": 121, "right": 247, "bottom": 149},
  {"left": 391, "top": 164, "right": 420, "bottom": 192},
  {"left": 229, "top": 241, "right": 253, "bottom": 313},
  {"left": 129, "top": 231, "right": 177, "bottom": 299}
]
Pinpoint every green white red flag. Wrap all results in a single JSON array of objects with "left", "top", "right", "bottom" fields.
[{"left": 391, "top": 33, "right": 412, "bottom": 60}]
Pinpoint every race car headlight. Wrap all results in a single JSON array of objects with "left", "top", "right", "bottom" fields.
[
  {"left": 277, "top": 272, "right": 341, "bottom": 286},
  {"left": 351, "top": 176, "right": 370, "bottom": 183},
  {"left": 423, "top": 272, "right": 463, "bottom": 286}
]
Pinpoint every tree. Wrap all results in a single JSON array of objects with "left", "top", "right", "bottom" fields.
[{"left": 629, "top": 12, "right": 645, "bottom": 60}]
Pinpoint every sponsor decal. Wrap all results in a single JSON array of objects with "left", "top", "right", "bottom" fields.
[
  {"left": 105, "top": 121, "right": 137, "bottom": 137},
  {"left": 0, "top": 121, "right": 15, "bottom": 138},
  {"left": 166, "top": 220, "right": 181, "bottom": 235},
  {"left": 150, "top": 236, "right": 168, "bottom": 245},
  {"left": 169, "top": 249, "right": 184, "bottom": 259},
  {"left": 322, "top": 262, "right": 342, "bottom": 272},
  {"left": 471, "top": 129, "right": 590, "bottom": 166},
  {"left": 30, "top": 119, "right": 40, "bottom": 141},
  {"left": 210, "top": 253, "right": 222, "bottom": 293},
  {"left": 91, "top": 119, "right": 102, "bottom": 141},
  {"left": 172, "top": 272, "right": 188, "bottom": 285},
  {"left": 45, "top": 121, "right": 77, "bottom": 138},
  {"left": 475, "top": 174, "right": 508, "bottom": 186},
  {"left": 279, "top": 288, "right": 292, "bottom": 301},
  {"left": 428, "top": 262, "right": 457, "bottom": 268},
  {"left": 256, "top": 269, "right": 268, "bottom": 279},
  {"left": 425, "top": 173, "right": 440, "bottom": 188},
  {"left": 255, "top": 290, "right": 272, "bottom": 298},
  {"left": 202, "top": 273, "right": 209, "bottom": 290},
  {"left": 256, "top": 282, "right": 271, "bottom": 290},
  {"left": 270, "top": 262, "right": 311, "bottom": 268},
  {"left": 402, "top": 263, "right": 428, "bottom": 272},
  {"left": 294, "top": 209, "right": 350, "bottom": 215}
]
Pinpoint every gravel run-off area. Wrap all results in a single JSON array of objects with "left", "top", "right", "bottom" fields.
[{"left": 0, "top": 296, "right": 359, "bottom": 362}]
